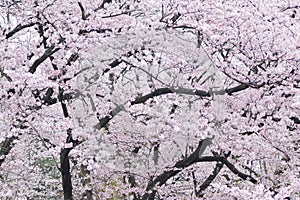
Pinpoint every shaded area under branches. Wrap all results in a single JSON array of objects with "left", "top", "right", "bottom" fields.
[{"left": 142, "top": 141, "right": 257, "bottom": 200}]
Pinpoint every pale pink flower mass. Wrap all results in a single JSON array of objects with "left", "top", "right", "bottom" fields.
[{"left": 0, "top": 0, "right": 299, "bottom": 199}]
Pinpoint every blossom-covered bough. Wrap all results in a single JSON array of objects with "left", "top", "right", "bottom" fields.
[{"left": 0, "top": 0, "right": 299, "bottom": 199}]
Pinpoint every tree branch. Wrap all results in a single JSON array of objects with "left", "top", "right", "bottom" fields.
[
  {"left": 29, "top": 45, "right": 60, "bottom": 74},
  {"left": 224, "top": 83, "right": 249, "bottom": 95},
  {"left": 0, "top": 86, "right": 77, "bottom": 166},
  {"left": 78, "top": 28, "right": 112, "bottom": 35},
  {"left": 58, "top": 89, "right": 81, "bottom": 200},
  {"left": 77, "top": 0, "right": 113, "bottom": 21},
  {"left": 95, "top": 83, "right": 250, "bottom": 129},
  {"left": 60, "top": 148, "right": 73, "bottom": 200},
  {"left": 94, "top": 104, "right": 123, "bottom": 130},
  {"left": 196, "top": 158, "right": 225, "bottom": 197},
  {"left": 78, "top": 2, "right": 88, "bottom": 20},
  {"left": 142, "top": 142, "right": 257, "bottom": 200},
  {"left": 0, "top": 136, "right": 16, "bottom": 166},
  {"left": 102, "top": 11, "right": 132, "bottom": 19},
  {"left": 6, "top": 23, "right": 36, "bottom": 39}
]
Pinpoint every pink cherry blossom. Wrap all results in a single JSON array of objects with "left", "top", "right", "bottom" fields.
[{"left": 0, "top": 0, "right": 299, "bottom": 199}]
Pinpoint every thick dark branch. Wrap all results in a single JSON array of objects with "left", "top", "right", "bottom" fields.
[
  {"left": 281, "top": 5, "right": 300, "bottom": 12},
  {"left": 0, "top": 136, "right": 16, "bottom": 166},
  {"left": 197, "top": 154, "right": 234, "bottom": 193},
  {"left": 239, "top": 131, "right": 256, "bottom": 136},
  {"left": 58, "top": 89, "right": 81, "bottom": 147},
  {"left": 78, "top": 28, "right": 112, "bottom": 35},
  {"left": 94, "top": 104, "right": 123, "bottom": 130},
  {"left": 58, "top": 89, "right": 81, "bottom": 200},
  {"left": 41, "top": 87, "right": 78, "bottom": 106},
  {"left": 173, "top": 25, "right": 196, "bottom": 29},
  {"left": 97, "top": 0, "right": 113, "bottom": 11},
  {"left": 132, "top": 83, "right": 250, "bottom": 104},
  {"left": 103, "top": 51, "right": 134, "bottom": 74},
  {"left": 196, "top": 162, "right": 224, "bottom": 196},
  {"left": 29, "top": 45, "right": 60, "bottom": 74},
  {"left": 290, "top": 116, "right": 300, "bottom": 124},
  {"left": 77, "top": 0, "right": 112, "bottom": 21},
  {"left": 224, "top": 83, "right": 249, "bottom": 95},
  {"left": 60, "top": 148, "right": 73, "bottom": 200},
  {"left": 174, "top": 140, "right": 205, "bottom": 169},
  {"left": 142, "top": 142, "right": 257, "bottom": 200},
  {"left": 42, "top": 137, "right": 57, "bottom": 148},
  {"left": 220, "top": 157, "right": 258, "bottom": 184},
  {"left": 109, "top": 59, "right": 122, "bottom": 68},
  {"left": 0, "top": 115, "right": 31, "bottom": 165},
  {"left": 42, "top": 88, "right": 56, "bottom": 105},
  {"left": 59, "top": 88, "right": 69, "bottom": 118},
  {"left": 190, "top": 156, "right": 258, "bottom": 184},
  {"left": 78, "top": 2, "right": 88, "bottom": 20},
  {"left": 95, "top": 84, "right": 250, "bottom": 129},
  {"left": 0, "top": 68, "right": 12, "bottom": 81},
  {"left": 66, "top": 53, "right": 79, "bottom": 66},
  {"left": 6, "top": 23, "right": 36, "bottom": 39},
  {"left": 131, "top": 87, "right": 209, "bottom": 105}
]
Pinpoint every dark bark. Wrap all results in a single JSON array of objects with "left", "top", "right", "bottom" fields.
[
  {"left": 99, "top": 0, "right": 112, "bottom": 9},
  {"left": 94, "top": 104, "right": 123, "bottom": 129},
  {"left": 29, "top": 45, "right": 60, "bottom": 74},
  {"left": 59, "top": 88, "right": 73, "bottom": 200},
  {"left": 95, "top": 83, "right": 250, "bottom": 129},
  {"left": 0, "top": 136, "right": 16, "bottom": 166},
  {"left": 109, "top": 59, "right": 122, "bottom": 68},
  {"left": 60, "top": 99, "right": 69, "bottom": 118},
  {"left": 196, "top": 162, "right": 224, "bottom": 197},
  {"left": 58, "top": 89, "right": 83, "bottom": 199},
  {"left": 66, "top": 53, "right": 79, "bottom": 66},
  {"left": 60, "top": 148, "right": 73, "bottom": 200},
  {"left": 42, "top": 88, "right": 75, "bottom": 106},
  {"left": 225, "top": 83, "right": 249, "bottom": 95},
  {"left": 6, "top": 23, "right": 36, "bottom": 39},
  {"left": 78, "top": 2, "right": 88, "bottom": 20},
  {"left": 78, "top": 28, "right": 112, "bottom": 35},
  {"left": 131, "top": 88, "right": 209, "bottom": 105},
  {"left": 142, "top": 142, "right": 257, "bottom": 200},
  {"left": 77, "top": 0, "right": 112, "bottom": 20},
  {"left": 290, "top": 116, "right": 300, "bottom": 124}
]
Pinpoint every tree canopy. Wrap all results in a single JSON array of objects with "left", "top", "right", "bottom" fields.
[{"left": 0, "top": 0, "right": 299, "bottom": 199}]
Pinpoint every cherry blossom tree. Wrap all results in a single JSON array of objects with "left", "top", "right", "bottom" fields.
[{"left": 0, "top": 0, "right": 299, "bottom": 199}]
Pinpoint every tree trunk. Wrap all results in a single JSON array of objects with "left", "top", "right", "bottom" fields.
[{"left": 60, "top": 148, "right": 73, "bottom": 200}]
